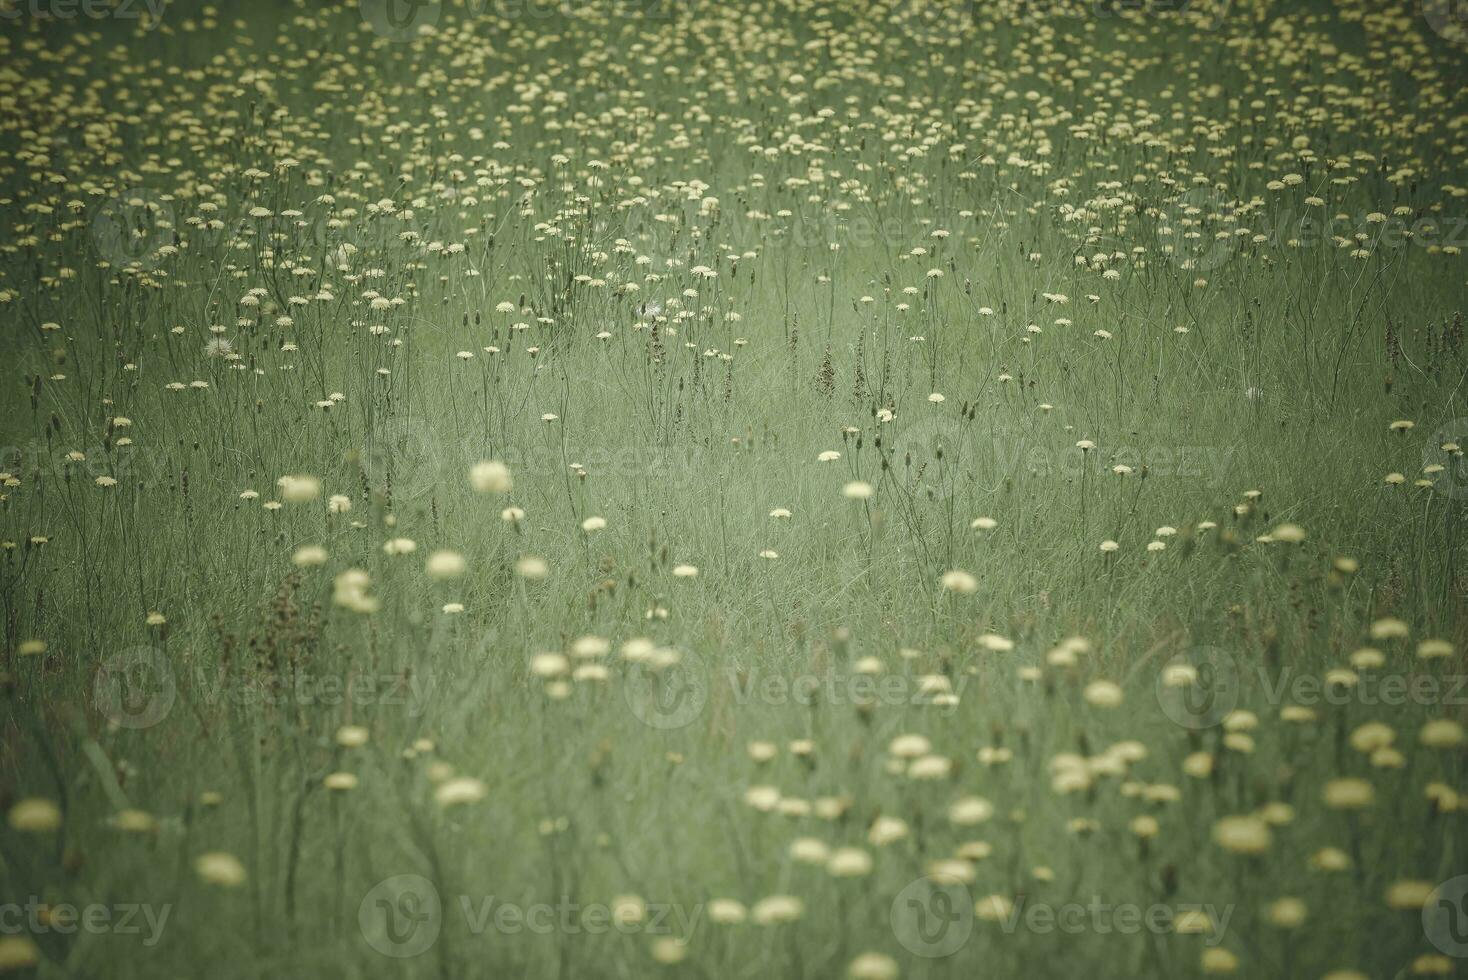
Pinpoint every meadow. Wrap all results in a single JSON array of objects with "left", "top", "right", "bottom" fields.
[{"left": 1, "top": 0, "right": 1467, "bottom": 976}]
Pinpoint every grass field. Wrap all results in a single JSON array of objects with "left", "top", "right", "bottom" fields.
[{"left": 2, "top": 0, "right": 1468, "bottom": 976}]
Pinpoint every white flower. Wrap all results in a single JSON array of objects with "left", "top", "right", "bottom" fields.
[
  {"left": 940, "top": 569, "right": 978, "bottom": 594},
  {"left": 470, "top": 460, "right": 512, "bottom": 493}
]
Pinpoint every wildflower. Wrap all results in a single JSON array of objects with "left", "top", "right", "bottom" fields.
[
  {"left": 868, "top": 816, "right": 909, "bottom": 846},
  {"left": 1198, "top": 948, "right": 1237, "bottom": 974},
  {"left": 8, "top": 798, "right": 61, "bottom": 832},
  {"left": 435, "top": 777, "right": 488, "bottom": 807},
  {"left": 469, "top": 460, "right": 512, "bottom": 493},
  {"left": 1174, "top": 909, "right": 1213, "bottom": 934},
  {"left": 425, "top": 550, "right": 466, "bottom": 579},
  {"left": 0, "top": 937, "right": 41, "bottom": 971},
  {"left": 751, "top": 895, "right": 804, "bottom": 925},
  {"left": 109, "top": 809, "right": 157, "bottom": 832},
  {"left": 1369, "top": 618, "right": 1409, "bottom": 640},
  {"left": 1349, "top": 722, "right": 1394, "bottom": 753},
  {"left": 516, "top": 555, "right": 549, "bottom": 579},
  {"left": 708, "top": 899, "right": 747, "bottom": 924},
  {"left": 1271, "top": 523, "right": 1305, "bottom": 542},
  {"left": 847, "top": 953, "right": 899, "bottom": 980},
  {"left": 1420, "top": 719, "right": 1465, "bottom": 747},
  {"left": 827, "top": 848, "right": 873, "bottom": 877},
  {"left": 293, "top": 545, "right": 328, "bottom": 567},
  {"left": 974, "top": 895, "right": 1015, "bottom": 921},
  {"left": 1212, "top": 815, "right": 1271, "bottom": 854},
  {"left": 1322, "top": 778, "right": 1374, "bottom": 809},
  {"left": 1083, "top": 681, "right": 1123, "bottom": 708},
  {"left": 195, "top": 852, "right": 247, "bottom": 887},
  {"left": 1310, "top": 848, "right": 1352, "bottom": 872},
  {"left": 1385, "top": 881, "right": 1435, "bottom": 909},
  {"left": 650, "top": 938, "right": 687, "bottom": 965},
  {"left": 1266, "top": 898, "right": 1307, "bottom": 928},
  {"left": 1417, "top": 638, "right": 1453, "bottom": 659},
  {"left": 940, "top": 569, "right": 978, "bottom": 594},
  {"left": 948, "top": 797, "right": 994, "bottom": 825},
  {"left": 277, "top": 474, "right": 321, "bottom": 502},
  {"left": 531, "top": 653, "right": 570, "bottom": 678}
]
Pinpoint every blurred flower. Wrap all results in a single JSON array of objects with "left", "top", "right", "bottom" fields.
[
  {"left": 848, "top": 952, "right": 899, "bottom": 980},
  {"left": 1212, "top": 815, "right": 1271, "bottom": 854},
  {"left": 435, "top": 778, "right": 488, "bottom": 807},
  {"left": 470, "top": 460, "right": 513, "bottom": 493},
  {"left": 195, "top": 852, "right": 247, "bottom": 887},
  {"left": 8, "top": 798, "right": 61, "bottom": 832}
]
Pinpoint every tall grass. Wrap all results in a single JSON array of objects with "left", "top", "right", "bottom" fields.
[{"left": 1, "top": 0, "right": 1466, "bottom": 977}]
